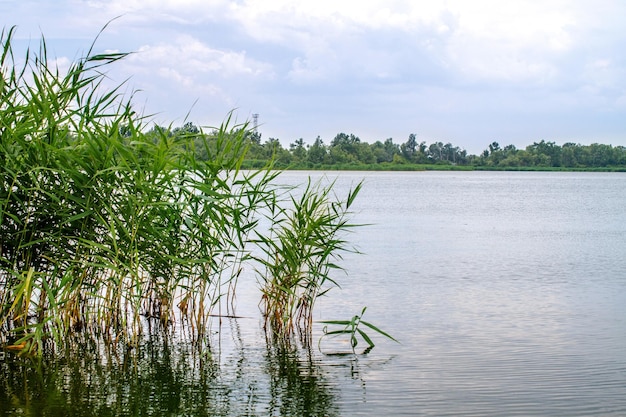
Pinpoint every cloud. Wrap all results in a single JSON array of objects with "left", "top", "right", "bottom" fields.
[
  {"left": 121, "top": 35, "right": 273, "bottom": 99},
  {"left": 161, "top": 0, "right": 576, "bottom": 103},
  {"left": 134, "top": 35, "right": 272, "bottom": 77},
  {"left": 35, "top": 1, "right": 623, "bottom": 91},
  {"left": 578, "top": 58, "right": 626, "bottom": 111},
  {"left": 4, "top": 0, "right": 625, "bottom": 150},
  {"left": 90, "top": 34, "right": 276, "bottom": 125}
]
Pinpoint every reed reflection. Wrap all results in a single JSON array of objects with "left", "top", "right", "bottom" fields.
[{"left": 0, "top": 320, "right": 340, "bottom": 417}]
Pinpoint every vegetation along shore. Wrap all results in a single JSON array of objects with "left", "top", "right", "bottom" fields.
[{"left": 163, "top": 125, "right": 626, "bottom": 172}]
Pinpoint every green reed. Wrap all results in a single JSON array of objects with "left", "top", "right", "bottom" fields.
[
  {"left": 319, "top": 306, "right": 399, "bottom": 354},
  {"left": 253, "top": 177, "right": 362, "bottom": 343},
  {"left": 0, "top": 25, "right": 279, "bottom": 354},
  {"left": 0, "top": 25, "right": 367, "bottom": 357}
]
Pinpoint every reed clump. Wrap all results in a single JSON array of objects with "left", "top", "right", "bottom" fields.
[
  {"left": 254, "top": 178, "right": 362, "bottom": 344},
  {"left": 0, "top": 25, "right": 364, "bottom": 356},
  {"left": 0, "top": 25, "right": 279, "bottom": 354}
]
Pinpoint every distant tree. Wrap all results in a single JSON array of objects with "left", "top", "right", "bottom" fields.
[
  {"left": 503, "top": 144, "right": 517, "bottom": 154},
  {"left": 386, "top": 138, "right": 400, "bottom": 160},
  {"left": 331, "top": 133, "right": 360, "bottom": 154},
  {"left": 427, "top": 142, "right": 444, "bottom": 162},
  {"left": 526, "top": 140, "right": 561, "bottom": 167},
  {"left": 289, "top": 138, "right": 307, "bottom": 161},
  {"left": 328, "top": 145, "right": 353, "bottom": 164},
  {"left": 328, "top": 133, "right": 364, "bottom": 164},
  {"left": 189, "top": 127, "right": 626, "bottom": 170},
  {"left": 307, "top": 136, "right": 327, "bottom": 164},
  {"left": 401, "top": 133, "right": 418, "bottom": 161},
  {"left": 561, "top": 142, "right": 580, "bottom": 167},
  {"left": 586, "top": 143, "right": 614, "bottom": 167},
  {"left": 173, "top": 122, "right": 199, "bottom": 135},
  {"left": 614, "top": 146, "right": 626, "bottom": 165},
  {"left": 118, "top": 124, "right": 133, "bottom": 138},
  {"left": 243, "top": 130, "right": 265, "bottom": 160},
  {"left": 249, "top": 131, "right": 262, "bottom": 145},
  {"left": 371, "top": 140, "right": 388, "bottom": 163},
  {"left": 147, "top": 124, "right": 171, "bottom": 137},
  {"left": 355, "top": 142, "right": 376, "bottom": 164}
]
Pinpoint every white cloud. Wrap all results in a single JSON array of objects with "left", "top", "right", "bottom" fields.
[
  {"left": 126, "top": 35, "right": 273, "bottom": 86},
  {"left": 218, "top": 0, "right": 583, "bottom": 87},
  {"left": 51, "top": 1, "right": 621, "bottom": 90},
  {"left": 577, "top": 58, "right": 626, "bottom": 110},
  {"left": 438, "top": 1, "right": 576, "bottom": 83},
  {"left": 288, "top": 57, "right": 323, "bottom": 83},
  {"left": 105, "top": 35, "right": 276, "bottom": 120},
  {"left": 150, "top": 36, "right": 267, "bottom": 74},
  {"left": 49, "top": 56, "right": 73, "bottom": 77}
]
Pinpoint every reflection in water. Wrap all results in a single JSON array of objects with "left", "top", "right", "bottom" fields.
[
  {"left": 0, "top": 321, "right": 341, "bottom": 417},
  {"left": 263, "top": 346, "right": 339, "bottom": 416}
]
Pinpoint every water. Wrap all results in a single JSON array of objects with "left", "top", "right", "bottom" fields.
[
  {"left": 316, "top": 171, "right": 626, "bottom": 416},
  {"left": 2, "top": 171, "right": 626, "bottom": 416}
]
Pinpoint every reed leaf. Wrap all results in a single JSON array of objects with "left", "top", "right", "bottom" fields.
[{"left": 319, "top": 307, "right": 399, "bottom": 354}]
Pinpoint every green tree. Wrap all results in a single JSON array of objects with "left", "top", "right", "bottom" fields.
[
  {"left": 401, "top": 133, "right": 418, "bottom": 161},
  {"left": 561, "top": 142, "right": 580, "bottom": 167},
  {"left": 307, "top": 136, "right": 327, "bottom": 164},
  {"left": 526, "top": 140, "right": 562, "bottom": 167},
  {"left": 355, "top": 142, "right": 376, "bottom": 164},
  {"left": 331, "top": 133, "right": 360, "bottom": 154},
  {"left": 328, "top": 145, "right": 354, "bottom": 164},
  {"left": 289, "top": 138, "right": 307, "bottom": 161},
  {"left": 371, "top": 140, "right": 388, "bottom": 163},
  {"left": 587, "top": 143, "right": 615, "bottom": 167},
  {"left": 427, "top": 142, "right": 444, "bottom": 162},
  {"left": 173, "top": 122, "right": 199, "bottom": 135},
  {"left": 371, "top": 138, "right": 400, "bottom": 163}
]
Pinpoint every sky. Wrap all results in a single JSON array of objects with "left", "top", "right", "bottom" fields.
[{"left": 3, "top": 0, "right": 626, "bottom": 154}]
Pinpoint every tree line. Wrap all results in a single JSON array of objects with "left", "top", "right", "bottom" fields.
[{"left": 155, "top": 122, "right": 626, "bottom": 170}]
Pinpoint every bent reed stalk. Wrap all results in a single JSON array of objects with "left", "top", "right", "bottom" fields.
[{"left": 0, "top": 26, "right": 362, "bottom": 356}]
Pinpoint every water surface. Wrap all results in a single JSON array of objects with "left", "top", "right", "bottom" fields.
[{"left": 2, "top": 171, "right": 625, "bottom": 416}]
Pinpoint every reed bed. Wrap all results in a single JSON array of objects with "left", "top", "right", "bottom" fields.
[
  {"left": 0, "top": 26, "right": 275, "bottom": 354},
  {"left": 0, "top": 25, "right": 363, "bottom": 356}
]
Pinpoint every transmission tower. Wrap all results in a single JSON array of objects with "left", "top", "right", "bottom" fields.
[{"left": 252, "top": 113, "right": 259, "bottom": 133}]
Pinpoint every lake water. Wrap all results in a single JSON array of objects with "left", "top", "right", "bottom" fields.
[{"left": 2, "top": 171, "right": 626, "bottom": 416}]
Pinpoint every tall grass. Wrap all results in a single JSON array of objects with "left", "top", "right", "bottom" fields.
[
  {"left": 0, "top": 25, "right": 280, "bottom": 354},
  {"left": 0, "top": 25, "right": 365, "bottom": 356},
  {"left": 253, "top": 178, "right": 362, "bottom": 344}
]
